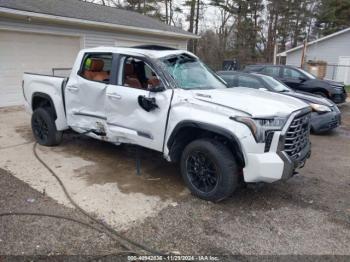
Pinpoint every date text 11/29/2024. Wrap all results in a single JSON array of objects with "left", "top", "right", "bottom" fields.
[{"left": 127, "top": 255, "right": 220, "bottom": 261}]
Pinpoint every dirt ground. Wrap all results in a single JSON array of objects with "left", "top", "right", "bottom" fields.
[{"left": 0, "top": 102, "right": 349, "bottom": 257}]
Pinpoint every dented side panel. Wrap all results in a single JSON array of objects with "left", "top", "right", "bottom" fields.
[{"left": 105, "top": 85, "right": 173, "bottom": 151}]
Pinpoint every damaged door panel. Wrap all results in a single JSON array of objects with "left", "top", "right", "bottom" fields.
[
  {"left": 105, "top": 55, "right": 172, "bottom": 151},
  {"left": 65, "top": 53, "right": 113, "bottom": 134}
]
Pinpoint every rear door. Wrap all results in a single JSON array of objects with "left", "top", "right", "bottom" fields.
[
  {"left": 105, "top": 54, "right": 173, "bottom": 152},
  {"left": 65, "top": 52, "right": 113, "bottom": 132}
]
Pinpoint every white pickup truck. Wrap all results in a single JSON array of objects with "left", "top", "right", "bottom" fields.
[{"left": 23, "top": 46, "right": 311, "bottom": 201}]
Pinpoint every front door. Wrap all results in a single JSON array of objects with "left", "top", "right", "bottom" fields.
[
  {"left": 105, "top": 55, "right": 173, "bottom": 152},
  {"left": 65, "top": 52, "right": 113, "bottom": 132},
  {"left": 281, "top": 67, "right": 305, "bottom": 90}
]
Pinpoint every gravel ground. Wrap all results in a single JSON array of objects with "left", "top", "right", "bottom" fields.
[
  {"left": 125, "top": 102, "right": 350, "bottom": 255},
  {"left": 0, "top": 168, "right": 132, "bottom": 259},
  {"left": 0, "top": 102, "right": 349, "bottom": 259}
]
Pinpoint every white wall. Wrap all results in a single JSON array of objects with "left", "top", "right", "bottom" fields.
[
  {"left": 0, "top": 18, "right": 188, "bottom": 50},
  {"left": 286, "top": 31, "right": 350, "bottom": 80}
]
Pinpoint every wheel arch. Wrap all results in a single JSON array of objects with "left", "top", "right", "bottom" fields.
[
  {"left": 32, "top": 92, "right": 57, "bottom": 120},
  {"left": 167, "top": 120, "right": 245, "bottom": 167},
  {"left": 312, "top": 88, "right": 329, "bottom": 98}
]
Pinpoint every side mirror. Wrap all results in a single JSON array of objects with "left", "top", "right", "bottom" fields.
[
  {"left": 149, "top": 85, "right": 165, "bottom": 93},
  {"left": 299, "top": 76, "right": 307, "bottom": 82},
  {"left": 138, "top": 96, "right": 159, "bottom": 112}
]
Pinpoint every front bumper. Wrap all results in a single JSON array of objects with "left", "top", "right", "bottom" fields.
[
  {"left": 331, "top": 90, "right": 347, "bottom": 104},
  {"left": 243, "top": 137, "right": 311, "bottom": 183},
  {"left": 277, "top": 142, "right": 311, "bottom": 180},
  {"left": 243, "top": 108, "right": 311, "bottom": 183},
  {"left": 310, "top": 110, "right": 341, "bottom": 133}
]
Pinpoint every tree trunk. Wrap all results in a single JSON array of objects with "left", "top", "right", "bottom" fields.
[
  {"left": 188, "top": 0, "right": 196, "bottom": 52},
  {"left": 165, "top": 0, "right": 169, "bottom": 24},
  {"left": 194, "top": 0, "right": 200, "bottom": 54}
]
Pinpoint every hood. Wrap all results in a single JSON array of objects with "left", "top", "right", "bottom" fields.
[
  {"left": 192, "top": 87, "right": 309, "bottom": 117},
  {"left": 282, "top": 90, "right": 334, "bottom": 107},
  {"left": 323, "top": 79, "right": 345, "bottom": 87},
  {"left": 308, "top": 78, "right": 344, "bottom": 88}
]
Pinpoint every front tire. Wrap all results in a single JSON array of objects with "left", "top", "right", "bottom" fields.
[
  {"left": 180, "top": 139, "right": 239, "bottom": 202},
  {"left": 31, "top": 108, "right": 62, "bottom": 146}
]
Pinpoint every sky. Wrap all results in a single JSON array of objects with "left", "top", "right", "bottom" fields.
[{"left": 87, "top": 0, "right": 222, "bottom": 32}]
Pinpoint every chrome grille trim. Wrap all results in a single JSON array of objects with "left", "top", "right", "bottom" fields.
[{"left": 284, "top": 111, "right": 311, "bottom": 159}]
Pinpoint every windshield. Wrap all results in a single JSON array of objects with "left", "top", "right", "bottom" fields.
[
  {"left": 160, "top": 54, "right": 227, "bottom": 90},
  {"left": 258, "top": 74, "right": 291, "bottom": 92},
  {"left": 298, "top": 68, "right": 317, "bottom": 79}
]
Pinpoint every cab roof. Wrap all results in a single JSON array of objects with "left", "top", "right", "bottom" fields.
[{"left": 81, "top": 46, "right": 196, "bottom": 60}]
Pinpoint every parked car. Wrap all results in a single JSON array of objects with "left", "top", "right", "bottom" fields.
[
  {"left": 217, "top": 71, "right": 341, "bottom": 133},
  {"left": 23, "top": 46, "right": 311, "bottom": 202},
  {"left": 243, "top": 64, "right": 347, "bottom": 104}
]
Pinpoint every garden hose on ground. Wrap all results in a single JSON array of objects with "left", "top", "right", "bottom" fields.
[
  {"left": 0, "top": 212, "right": 137, "bottom": 256},
  {"left": 32, "top": 142, "right": 164, "bottom": 256},
  {"left": 0, "top": 141, "right": 165, "bottom": 256}
]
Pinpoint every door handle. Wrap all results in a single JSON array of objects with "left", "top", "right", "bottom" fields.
[
  {"left": 67, "top": 86, "right": 79, "bottom": 92},
  {"left": 107, "top": 93, "right": 122, "bottom": 100}
]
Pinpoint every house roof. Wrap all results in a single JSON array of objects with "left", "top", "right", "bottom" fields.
[
  {"left": 0, "top": 0, "right": 197, "bottom": 39},
  {"left": 277, "top": 27, "right": 350, "bottom": 56}
]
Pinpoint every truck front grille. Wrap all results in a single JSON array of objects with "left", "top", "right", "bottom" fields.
[{"left": 284, "top": 112, "right": 311, "bottom": 159}]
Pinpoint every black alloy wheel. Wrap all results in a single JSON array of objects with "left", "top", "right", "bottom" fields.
[
  {"left": 180, "top": 139, "right": 239, "bottom": 202},
  {"left": 186, "top": 151, "right": 218, "bottom": 193},
  {"left": 32, "top": 113, "right": 49, "bottom": 142},
  {"left": 31, "top": 108, "right": 63, "bottom": 146}
]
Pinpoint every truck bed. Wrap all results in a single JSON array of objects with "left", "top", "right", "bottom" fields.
[{"left": 23, "top": 73, "right": 69, "bottom": 131}]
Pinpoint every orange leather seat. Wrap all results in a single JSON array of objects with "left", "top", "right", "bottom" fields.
[
  {"left": 84, "top": 59, "right": 109, "bottom": 82},
  {"left": 148, "top": 77, "right": 161, "bottom": 89},
  {"left": 124, "top": 64, "right": 142, "bottom": 89}
]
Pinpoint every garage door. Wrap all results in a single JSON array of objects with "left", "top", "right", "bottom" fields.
[
  {"left": 0, "top": 30, "right": 81, "bottom": 107},
  {"left": 336, "top": 56, "right": 350, "bottom": 85}
]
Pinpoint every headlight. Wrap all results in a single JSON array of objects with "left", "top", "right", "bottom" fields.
[
  {"left": 332, "top": 85, "right": 344, "bottom": 90},
  {"left": 310, "top": 103, "right": 331, "bottom": 113},
  {"left": 232, "top": 116, "right": 287, "bottom": 143}
]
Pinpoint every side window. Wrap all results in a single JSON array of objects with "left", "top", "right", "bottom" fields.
[
  {"left": 119, "top": 56, "right": 162, "bottom": 90},
  {"left": 261, "top": 66, "right": 280, "bottom": 77},
  {"left": 237, "top": 75, "right": 261, "bottom": 89},
  {"left": 80, "top": 53, "right": 112, "bottom": 83},
  {"left": 283, "top": 68, "right": 303, "bottom": 79}
]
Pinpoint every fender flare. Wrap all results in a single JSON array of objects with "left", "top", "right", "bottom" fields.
[
  {"left": 31, "top": 92, "right": 57, "bottom": 119},
  {"left": 167, "top": 120, "right": 245, "bottom": 167}
]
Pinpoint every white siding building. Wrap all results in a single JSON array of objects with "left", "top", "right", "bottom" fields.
[
  {"left": 278, "top": 28, "right": 350, "bottom": 85},
  {"left": 0, "top": 0, "right": 198, "bottom": 107}
]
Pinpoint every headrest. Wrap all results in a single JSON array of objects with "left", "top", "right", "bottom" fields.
[
  {"left": 88, "top": 59, "right": 104, "bottom": 72},
  {"left": 125, "top": 63, "right": 135, "bottom": 75}
]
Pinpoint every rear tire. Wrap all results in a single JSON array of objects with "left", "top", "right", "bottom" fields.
[
  {"left": 31, "top": 108, "right": 62, "bottom": 146},
  {"left": 180, "top": 139, "right": 239, "bottom": 202}
]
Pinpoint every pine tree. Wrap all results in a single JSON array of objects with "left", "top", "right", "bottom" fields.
[{"left": 316, "top": 0, "right": 350, "bottom": 36}]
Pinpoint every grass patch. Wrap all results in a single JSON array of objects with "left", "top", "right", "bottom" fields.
[{"left": 346, "top": 85, "right": 350, "bottom": 93}]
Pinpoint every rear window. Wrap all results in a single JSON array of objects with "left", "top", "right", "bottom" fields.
[{"left": 79, "top": 53, "right": 112, "bottom": 83}]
